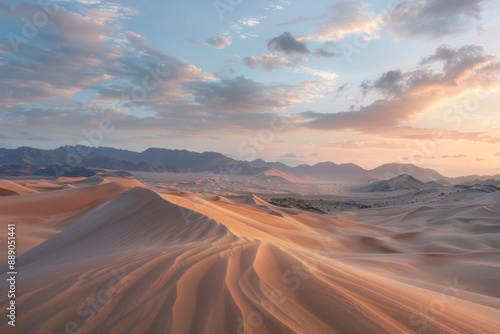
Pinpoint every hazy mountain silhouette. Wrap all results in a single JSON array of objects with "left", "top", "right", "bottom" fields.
[{"left": 1, "top": 146, "right": 496, "bottom": 184}]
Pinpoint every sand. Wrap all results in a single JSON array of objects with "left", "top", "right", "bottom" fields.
[{"left": 0, "top": 177, "right": 499, "bottom": 333}]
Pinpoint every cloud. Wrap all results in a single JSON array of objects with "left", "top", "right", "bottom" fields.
[
  {"left": 298, "top": 44, "right": 500, "bottom": 142},
  {"left": 0, "top": 2, "right": 340, "bottom": 144},
  {"left": 403, "top": 154, "right": 430, "bottom": 161},
  {"left": 337, "top": 83, "right": 351, "bottom": 92},
  {"left": 277, "top": 158, "right": 307, "bottom": 166},
  {"left": 299, "top": 67, "right": 339, "bottom": 81},
  {"left": 266, "top": 4, "right": 284, "bottom": 11},
  {"left": 276, "top": 15, "right": 326, "bottom": 27},
  {"left": 239, "top": 17, "right": 264, "bottom": 27},
  {"left": 314, "top": 48, "right": 337, "bottom": 58},
  {"left": 2, "top": 0, "right": 496, "bottom": 151},
  {"left": 1, "top": 105, "right": 124, "bottom": 127},
  {"left": 81, "top": 2, "right": 138, "bottom": 21},
  {"left": 360, "top": 70, "right": 404, "bottom": 96},
  {"left": 0, "top": 2, "right": 332, "bottom": 138},
  {"left": 187, "top": 77, "right": 330, "bottom": 115},
  {"left": 243, "top": 54, "right": 295, "bottom": 70},
  {"left": 495, "top": 153, "right": 500, "bottom": 156},
  {"left": 244, "top": 55, "right": 337, "bottom": 80},
  {"left": 96, "top": 31, "right": 216, "bottom": 105},
  {"left": 419, "top": 44, "right": 492, "bottom": 81},
  {"left": 281, "top": 153, "right": 299, "bottom": 158},
  {"left": 442, "top": 154, "right": 468, "bottom": 158},
  {"left": 265, "top": 0, "right": 290, "bottom": 11},
  {"left": 0, "top": 104, "right": 277, "bottom": 138},
  {"left": 29, "top": 136, "right": 53, "bottom": 141},
  {"left": 14, "top": 75, "right": 328, "bottom": 135},
  {"left": 203, "top": 35, "right": 231, "bottom": 49},
  {"left": 127, "top": 31, "right": 149, "bottom": 46},
  {"left": 321, "top": 140, "right": 414, "bottom": 150},
  {"left": 475, "top": 157, "right": 486, "bottom": 161},
  {"left": 300, "top": 2, "right": 381, "bottom": 42},
  {"left": 384, "top": 0, "right": 487, "bottom": 38},
  {"left": 0, "top": 1, "right": 122, "bottom": 105},
  {"left": 267, "top": 32, "right": 310, "bottom": 55}
]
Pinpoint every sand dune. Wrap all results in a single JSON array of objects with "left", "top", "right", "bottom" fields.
[
  {"left": 0, "top": 180, "right": 39, "bottom": 195},
  {"left": 261, "top": 168, "right": 306, "bottom": 184},
  {"left": 1, "top": 177, "right": 499, "bottom": 333}
]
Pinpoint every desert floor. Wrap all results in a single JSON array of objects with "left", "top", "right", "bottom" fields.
[{"left": 1, "top": 175, "right": 499, "bottom": 333}]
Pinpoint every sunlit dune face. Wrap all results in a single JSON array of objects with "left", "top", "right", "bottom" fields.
[{"left": 1, "top": 176, "right": 500, "bottom": 333}]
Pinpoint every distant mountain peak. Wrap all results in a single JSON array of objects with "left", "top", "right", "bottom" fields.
[{"left": 355, "top": 173, "right": 433, "bottom": 193}]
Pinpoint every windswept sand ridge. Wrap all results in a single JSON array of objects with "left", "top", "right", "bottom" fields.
[
  {"left": 0, "top": 180, "right": 38, "bottom": 195},
  {"left": 261, "top": 169, "right": 306, "bottom": 184},
  {"left": 0, "top": 177, "right": 499, "bottom": 334},
  {"left": 0, "top": 177, "right": 146, "bottom": 255}
]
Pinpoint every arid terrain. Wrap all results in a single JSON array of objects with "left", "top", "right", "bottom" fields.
[{"left": 1, "top": 173, "right": 499, "bottom": 334}]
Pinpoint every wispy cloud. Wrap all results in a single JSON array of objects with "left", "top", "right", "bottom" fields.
[
  {"left": 321, "top": 140, "right": 414, "bottom": 150},
  {"left": 442, "top": 154, "right": 468, "bottom": 159},
  {"left": 265, "top": 0, "right": 290, "bottom": 11},
  {"left": 298, "top": 67, "right": 338, "bottom": 80},
  {"left": 202, "top": 35, "right": 232, "bottom": 49},
  {"left": 281, "top": 153, "right": 299, "bottom": 158},
  {"left": 243, "top": 53, "right": 296, "bottom": 70},
  {"left": 299, "top": 2, "right": 381, "bottom": 42},
  {"left": 313, "top": 48, "right": 337, "bottom": 58},
  {"left": 239, "top": 16, "right": 265, "bottom": 27}
]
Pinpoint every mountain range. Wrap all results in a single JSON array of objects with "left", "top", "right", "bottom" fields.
[{"left": 0, "top": 145, "right": 497, "bottom": 184}]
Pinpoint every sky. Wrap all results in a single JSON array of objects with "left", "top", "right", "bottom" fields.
[{"left": 1, "top": 0, "right": 500, "bottom": 177}]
